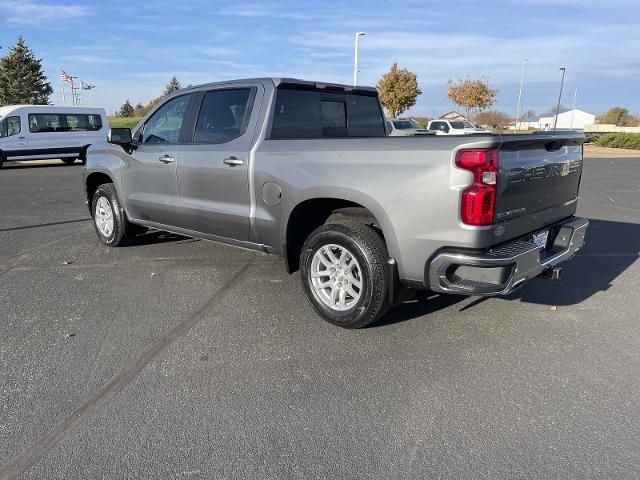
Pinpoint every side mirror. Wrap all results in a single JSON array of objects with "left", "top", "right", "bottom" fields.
[{"left": 108, "top": 128, "right": 132, "bottom": 145}]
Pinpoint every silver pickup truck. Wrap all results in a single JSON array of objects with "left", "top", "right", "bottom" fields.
[{"left": 84, "top": 78, "right": 588, "bottom": 328}]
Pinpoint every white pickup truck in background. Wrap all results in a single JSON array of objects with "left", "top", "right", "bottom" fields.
[
  {"left": 385, "top": 118, "right": 435, "bottom": 136},
  {"left": 427, "top": 119, "right": 492, "bottom": 135}
]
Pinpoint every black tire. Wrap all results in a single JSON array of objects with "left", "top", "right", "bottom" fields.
[
  {"left": 0, "top": 152, "right": 5, "bottom": 169},
  {"left": 300, "top": 223, "right": 390, "bottom": 329},
  {"left": 62, "top": 158, "right": 76, "bottom": 165},
  {"left": 91, "top": 183, "right": 132, "bottom": 247}
]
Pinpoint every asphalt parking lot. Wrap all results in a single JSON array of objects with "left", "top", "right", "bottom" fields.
[{"left": 1, "top": 157, "right": 639, "bottom": 479}]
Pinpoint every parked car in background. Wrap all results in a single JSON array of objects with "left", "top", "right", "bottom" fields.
[
  {"left": 428, "top": 119, "right": 492, "bottom": 135},
  {"left": 85, "top": 77, "right": 588, "bottom": 329},
  {"left": 385, "top": 118, "right": 435, "bottom": 136},
  {"left": 0, "top": 105, "right": 108, "bottom": 168}
]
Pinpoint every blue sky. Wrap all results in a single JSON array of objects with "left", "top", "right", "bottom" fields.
[{"left": 1, "top": 0, "right": 638, "bottom": 117}]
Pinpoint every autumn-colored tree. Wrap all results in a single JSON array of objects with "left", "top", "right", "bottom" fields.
[
  {"left": 473, "top": 110, "right": 511, "bottom": 129},
  {"left": 133, "top": 102, "right": 144, "bottom": 116},
  {"left": 598, "top": 107, "right": 638, "bottom": 127},
  {"left": 447, "top": 78, "right": 497, "bottom": 119},
  {"left": 377, "top": 63, "right": 422, "bottom": 118}
]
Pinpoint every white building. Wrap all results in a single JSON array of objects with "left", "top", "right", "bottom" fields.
[
  {"left": 440, "top": 111, "right": 468, "bottom": 121},
  {"left": 517, "top": 109, "right": 596, "bottom": 130}
]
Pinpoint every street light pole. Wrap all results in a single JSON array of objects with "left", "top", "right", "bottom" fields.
[
  {"left": 353, "top": 32, "right": 366, "bottom": 86},
  {"left": 515, "top": 59, "right": 527, "bottom": 133},
  {"left": 570, "top": 86, "right": 578, "bottom": 130},
  {"left": 553, "top": 67, "right": 566, "bottom": 130}
]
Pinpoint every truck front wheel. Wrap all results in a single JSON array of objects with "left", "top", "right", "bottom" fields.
[
  {"left": 91, "top": 183, "right": 133, "bottom": 247},
  {"left": 300, "top": 223, "right": 390, "bottom": 328}
]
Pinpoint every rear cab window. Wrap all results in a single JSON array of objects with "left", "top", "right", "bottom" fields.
[{"left": 270, "top": 85, "right": 385, "bottom": 139}]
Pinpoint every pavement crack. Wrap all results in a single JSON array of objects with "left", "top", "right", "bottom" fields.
[{"left": 0, "top": 263, "right": 251, "bottom": 480}]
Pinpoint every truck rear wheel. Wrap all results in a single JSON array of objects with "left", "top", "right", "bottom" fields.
[{"left": 300, "top": 223, "right": 390, "bottom": 328}]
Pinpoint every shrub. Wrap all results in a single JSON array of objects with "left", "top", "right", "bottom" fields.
[
  {"left": 108, "top": 116, "right": 142, "bottom": 130},
  {"left": 592, "top": 133, "right": 640, "bottom": 150}
]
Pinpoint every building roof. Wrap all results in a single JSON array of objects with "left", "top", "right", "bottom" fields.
[
  {"left": 520, "top": 109, "right": 596, "bottom": 123},
  {"left": 440, "top": 111, "right": 467, "bottom": 120}
]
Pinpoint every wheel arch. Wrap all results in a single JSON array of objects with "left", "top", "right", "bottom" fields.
[
  {"left": 85, "top": 170, "right": 116, "bottom": 213},
  {"left": 283, "top": 194, "right": 399, "bottom": 273}
]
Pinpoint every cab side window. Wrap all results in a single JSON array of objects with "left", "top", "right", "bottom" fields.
[
  {"left": 142, "top": 95, "right": 191, "bottom": 144},
  {"left": 194, "top": 89, "right": 253, "bottom": 144},
  {"left": 0, "top": 116, "right": 21, "bottom": 138},
  {"left": 431, "top": 121, "right": 449, "bottom": 133}
]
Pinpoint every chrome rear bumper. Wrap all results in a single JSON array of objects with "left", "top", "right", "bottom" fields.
[{"left": 427, "top": 217, "right": 589, "bottom": 295}]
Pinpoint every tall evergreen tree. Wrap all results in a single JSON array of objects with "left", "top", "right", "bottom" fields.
[
  {"left": 162, "top": 76, "right": 181, "bottom": 96},
  {"left": 0, "top": 36, "right": 53, "bottom": 106},
  {"left": 119, "top": 99, "right": 134, "bottom": 117}
]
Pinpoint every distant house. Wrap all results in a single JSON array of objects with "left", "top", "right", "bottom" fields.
[
  {"left": 440, "top": 111, "right": 467, "bottom": 121},
  {"left": 516, "top": 109, "right": 596, "bottom": 130}
]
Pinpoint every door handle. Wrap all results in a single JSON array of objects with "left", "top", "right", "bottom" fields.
[
  {"left": 18, "top": 136, "right": 26, "bottom": 139},
  {"left": 159, "top": 155, "right": 175, "bottom": 164},
  {"left": 223, "top": 156, "right": 244, "bottom": 166}
]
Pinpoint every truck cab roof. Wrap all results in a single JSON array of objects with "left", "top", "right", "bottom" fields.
[{"left": 180, "top": 77, "right": 378, "bottom": 94}]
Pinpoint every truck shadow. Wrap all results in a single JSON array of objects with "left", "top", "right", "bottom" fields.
[
  {"left": 508, "top": 218, "right": 639, "bottom": 307},
  {"left": 128, "top": 230, "right": 195, "bottom": 246},
  {"left": 375, "top": 219, "right": 639, "bottom": 327},
  {"left": 373, "top": 291, "right": 468, "bottom": 327}
]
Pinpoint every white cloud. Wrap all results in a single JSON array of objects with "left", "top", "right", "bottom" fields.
[
  {"left": 61, "top": 54, "right": 120, "bottom": 65},
  {"left": 0, "top": 0, "right": 88, "bottom": 24},
  {"left": 198, "top": 46, "right": 240, "bottom": 58}
]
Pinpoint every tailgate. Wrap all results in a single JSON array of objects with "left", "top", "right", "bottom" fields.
[{"left": 495, "top": 133, "right": 585, "bottom": 224}]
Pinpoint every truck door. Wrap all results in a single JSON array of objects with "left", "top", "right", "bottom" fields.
[
  {"left": 121, "top": 94, "right": 193, "bottom": 226},
  {"left": 176, "top": 84, "right": 264, "bottom": 240}
]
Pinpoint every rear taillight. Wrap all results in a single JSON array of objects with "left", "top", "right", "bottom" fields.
[{"left": 455, "top": 148, "right": 498, "bottom": 226}]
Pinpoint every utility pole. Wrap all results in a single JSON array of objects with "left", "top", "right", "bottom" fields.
[
  {"left": 570, "top": 86, "right": 578, "bottom": 130},
  {"left": 515, "top": 59, "right": 527, "bottom": 133},
  {"left": 353, "top": 32, "right": 367, "bottom": 86},
  {"left": 553, "top": 67, "right": 566, "bottom": 130}
]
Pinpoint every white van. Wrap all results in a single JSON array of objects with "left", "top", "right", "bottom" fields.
[{"left": 0, "top": 105, "right": 108, "bottom": 168}]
